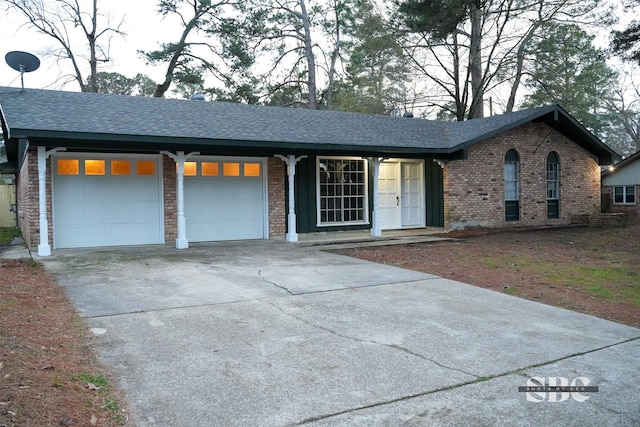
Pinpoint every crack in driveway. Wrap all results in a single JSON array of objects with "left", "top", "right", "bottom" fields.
[
  {"left": 295, "top": 335, "right": 640, "bottom": 425},
  {"left": 262, "top": 299, "right": 477, "bottom": 378},
  {"left": 258, "top": 268, "right": 295, "bottom": 295}
]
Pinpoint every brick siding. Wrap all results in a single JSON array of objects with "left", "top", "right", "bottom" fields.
[
  {"left": 16, "top": 152, "right": 54, "bottom": 250},
  {"left": 16, "top": 152, "right": 35, "bottom": 248},
  {"left": 163, "top": 154, "right": 177, "bottom": 243},
  {"left": 444, "top": 122, "right": 601, "bottom": 229},
  {"left": 268, "top": 157, "right": 286, "bottom": 237}
]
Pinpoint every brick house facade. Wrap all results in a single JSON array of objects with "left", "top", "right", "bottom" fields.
[
  {"left": 1, "top": 88, "right": 619, "bottom": 255},
  {"left": 445, "top": 123, "right": 601, "bottom": 229}
]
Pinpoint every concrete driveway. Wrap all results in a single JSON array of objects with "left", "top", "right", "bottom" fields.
[{"left": 40, "top": 240, "right": 640, "bottom": 426}]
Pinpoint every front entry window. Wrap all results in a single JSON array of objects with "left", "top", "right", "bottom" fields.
[
  {"left": 504, "top": 149, "right": 520, "bottom": 221},
  {"left": 317, "top": 157, "right": 368, "bottom": 225},
  {"left": 547, "top": 152, "right": 560, "bottom": 219}
]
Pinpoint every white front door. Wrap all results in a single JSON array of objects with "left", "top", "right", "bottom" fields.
[
  {"left": 378, "top": 162, "right": 401, "bottom": 230},
  {"left": 401, "top": 162, "right": 423, "bottom": 227},
  {"left": 377, "top": 160, "right": 425, "bottom": 230}
]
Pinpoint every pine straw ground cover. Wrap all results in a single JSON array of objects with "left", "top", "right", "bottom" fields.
[{"left": 0, "top": 258, "right": 128, "bottom": 427}]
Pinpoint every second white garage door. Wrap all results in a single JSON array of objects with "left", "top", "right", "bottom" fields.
[{"left": 184, "top": 158, "right": 267, "bottom": 242}]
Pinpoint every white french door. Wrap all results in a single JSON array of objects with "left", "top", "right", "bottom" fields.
[{"left": 377, "top": 160, "right": 425, "bottom": 230}]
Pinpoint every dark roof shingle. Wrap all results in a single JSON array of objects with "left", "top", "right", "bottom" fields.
[{"left": 0, "top": 86, "right": 619, "bottom": 164}]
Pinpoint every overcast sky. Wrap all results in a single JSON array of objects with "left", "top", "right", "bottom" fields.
[
  {"left": 0, "top": 0, "right": 171, "bottom": 90},
  {"left": 0, "top": 0, "right": 634, "bottom": 94}
]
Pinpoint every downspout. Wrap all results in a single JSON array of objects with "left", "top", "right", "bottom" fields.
[{"left": 275, "top": 154, "right": 307, "bottom": 242}]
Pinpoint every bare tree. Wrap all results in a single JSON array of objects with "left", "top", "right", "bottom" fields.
[
  {"left": 396, "top": 0, "right": 614, "bottom": 120},
  {"left": 604, "top": 68, "right": 640, "bottom": 156},
  {"left": 3, "top": 0, "right": 124, "bottom": 92}
]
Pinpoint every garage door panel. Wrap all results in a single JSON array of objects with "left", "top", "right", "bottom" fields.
[
  {"left": 82, "top": 205, "right": 111, "bottom": 224},
  {"left": 54, "top": 178, "right": 84, "bottom": 202},
  {"left": 185, "top": 159, "right": 266, "bottom": 242},
  {"left": 53, "top": 156, "right": 162, "bottom": 248},
  {"left": 55, "top": 226, "right": 87, "bottom": 248}
]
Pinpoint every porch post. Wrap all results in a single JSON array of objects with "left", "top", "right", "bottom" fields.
[
  {"left": 36, "top": 146, "right": 65, "bottom": 257},
  {"left": 175, "top": 151, "right": 188, "bottom": 249},
  {"left": 161, "top": 150, "right": 199, "bottom": 249},
  {"left": 37, "top": 146, "right": 51, "bottom": 256},
  {"left": 370, "top": 157, "right": 383, "bottom": 237},
  {"left": 275, "top": 154, "right": 307, "bottom": 242}
]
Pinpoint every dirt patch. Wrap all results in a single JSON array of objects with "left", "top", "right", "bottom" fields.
[
  {"left": 0, "top": 259, "right": 129, "bottom": 426},
  {"left": 333, "top": 223, "right": 640, "bottom": 329}
]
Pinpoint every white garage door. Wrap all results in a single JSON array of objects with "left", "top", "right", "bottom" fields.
[
  {"left": 53, "top": 156, "right": 163, "bottom": 248},
  {"left": 184, "top": 158, "right": 267, "bottom": 242}
]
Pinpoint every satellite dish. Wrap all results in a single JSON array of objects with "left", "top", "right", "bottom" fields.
[{"left": 5, "top": 51, "right": 40, "bottom": 91}]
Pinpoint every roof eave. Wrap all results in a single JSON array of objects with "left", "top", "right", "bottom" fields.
[
  {"left": 448, "top": 105, "right": 620, "bottom": 165},
  {"left": 601, "top": 149, "right": 640, "bottom": 177},
  {"left": 9, "top": 129, "right": 454, "bottom": 157}
]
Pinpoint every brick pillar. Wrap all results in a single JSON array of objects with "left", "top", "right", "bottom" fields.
[{"left": 268, "top": 157, "right": 286, "bottom": 238}]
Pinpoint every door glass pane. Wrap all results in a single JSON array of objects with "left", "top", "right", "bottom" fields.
[
  {"left": 85, "top": 160, "right": 106, "bottom": 175},
  {"left": 223, "top": 163, "right": 240, "bottom": 177},
  {"left": 184, "top": 162, "right": 197, "bottom": 176},
  {"left": 136, "top": 161, "right": 155, "bottom": 175},
  {"left": 202, "top": 162, "right": 219, "bottom": 176},
  {"left": 111, "top": 160, "right": 131, "bottom": 175},
  {"left": 244, "top": 163, "right": 261, "bottom": 177},
  {"left": 57, "top": 159, "right": 79, "bottom": 175}
]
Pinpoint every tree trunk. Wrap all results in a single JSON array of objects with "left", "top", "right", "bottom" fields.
[
  {"left": 87, "top": 0, "right": 98, "bottom": 93},
  {"left": 325, "top": 0, "right": 341, "bottom": 110},
  {"left": 299, "top": 0, "right": 318, "bottom": 109},
  {"left": 467, "top": 2, "right": 484, "bottom": 119}
]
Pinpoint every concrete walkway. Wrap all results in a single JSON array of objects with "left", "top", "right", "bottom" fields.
[
  {"left": 0, "top": 237, "right": 32, "bottom": 259},
  {"left": 9, "top": 240, "right": 640, "bottom": 426}
]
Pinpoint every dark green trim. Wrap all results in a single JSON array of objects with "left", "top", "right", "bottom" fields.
[
  {"left": 547, "top": 200, "right": 559, "bottom": 219},
  {"left": 425, "top": 160, "right": 445, "bottom": 227},
  {"left": 505, "top": 200, "right": 520, "bottom": 221},
  {"left": 7, "top": 132, "right": 462, "bottom": 158}
]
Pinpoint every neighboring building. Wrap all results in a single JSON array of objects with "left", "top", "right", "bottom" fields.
[
  {"left": 602, "top": 149, "right": 640, "bottom": 216},
  {"left": 0, "top": 87, "right": 619, "bottom": 256}
]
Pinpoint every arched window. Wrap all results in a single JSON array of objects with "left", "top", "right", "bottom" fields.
[
  {"left": 504, "top": 149, "right": 520, "bottom": 221},
  {"left": 547, "top": 152, "right": 560, "bottom": 219}
]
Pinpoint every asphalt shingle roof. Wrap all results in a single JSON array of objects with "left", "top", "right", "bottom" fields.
[{"left": 0, "top": 86, "right": 619, "bottom": 163}]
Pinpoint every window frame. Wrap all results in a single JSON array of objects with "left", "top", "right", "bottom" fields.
[
  {"left": 613, "top": 186, "right": 636, "bottom": 205},
  {"left": 316, "top": 156, "right": 369, "bottom": 227},
  {"left": 546, "top": 152, "right": 560, "bottom": 219},
  {"left": 546, "top": 152, "right": 560, "bottom": 201},
  {"left": 504, "top": 149, "right": 520, "bottom": 222}
]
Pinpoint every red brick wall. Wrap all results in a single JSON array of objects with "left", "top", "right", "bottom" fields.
[
  {"left": 17, "top": 151, "right": 35, "bottom": 248},
  {"left": 16, "top": 151, "right": 54, "bottom": 250},
  {"left": 445, "top": 122, "right": 601, "bottom": 229},
  {"left": 162, "top": 154, "right": 177, "bottom": 243},
  {"left": 268, "top": 157, "right": 286, "bottom": 237}
]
